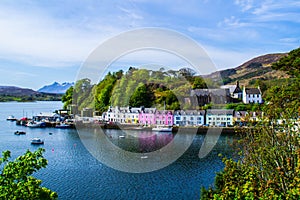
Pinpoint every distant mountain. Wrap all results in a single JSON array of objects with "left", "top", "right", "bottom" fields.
[
  {"left": 0, "top": 86, "right": 62, "bottom": 102},
  {"left": 0, "top": 86, "right": 39, "bottom": 96},
  {"left": 204, "top": 53, "right": 289, "bottom": 86},
  {"left": 38, "top": 82, "right": 74, "bottom": 94}
]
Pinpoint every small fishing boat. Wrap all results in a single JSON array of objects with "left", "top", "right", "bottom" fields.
[
  {"left": 55, "top": 123, "right": 71, "bottom": 129},
  {"left": 14, "top": 131, "right": 26, "bottom": 135},
  {"left": 7, "top": 115, "right": 17, "bottom": 121},
  {"left": 141, "top": 155, "right": 148, "bottom": 159},
  {"left": 152, "top": 125, "right": 173, "bottom": 132},
  {"left": 26, "top": 121, "right": 46, "bottom": 128},
  {"left": 31, "top": 138, "right": 44, "bottom": 145}
]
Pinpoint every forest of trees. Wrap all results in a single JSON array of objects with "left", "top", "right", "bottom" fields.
[{"left": 62, "top": 67, "right": 211, "bottom": 112}]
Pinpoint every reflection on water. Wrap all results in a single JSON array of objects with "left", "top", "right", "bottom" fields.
[{"left": 104, "top": 130, "right": 174, "bottom": 153}]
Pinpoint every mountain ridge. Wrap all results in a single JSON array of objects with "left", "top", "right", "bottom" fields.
[
  {"left": 38, "top": 82, "right": 74, "bottom": 94},
  {"left": 204, "top": 52, "right": 289, "bottom": 86}
]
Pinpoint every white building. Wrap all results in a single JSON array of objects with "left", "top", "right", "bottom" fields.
[
  {"left": 242, "top": 87, "right": 262, "bottom": 104},
  {"left": 206, "top": 109, "right": 234, "bottom": 127},
  {"left": 173, "top": 110, "right": 205, "bottom": 126},
  {"left": 104, "top": 106, "right": 141, "bottom": 124}
]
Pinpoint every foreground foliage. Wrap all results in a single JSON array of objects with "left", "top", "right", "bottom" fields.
[
  {"left": 0, "top": 148, "right": 58, "bottom": 199},
  {"left": 201, "top": 123, "right": 300, "bottom": 199},
  {"left": 201, "top": 47, "right": 300, "bottom": 199}
]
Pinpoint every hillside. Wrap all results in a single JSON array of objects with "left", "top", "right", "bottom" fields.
[
  {"left": 0, "top": 86, "right": 38, "bottom": 96},
  {"left": 205, "top": 53, "right": 289, "bottom": 86},
  {"left": 0, "top": 86, "right": 62, "bottom": 102}
]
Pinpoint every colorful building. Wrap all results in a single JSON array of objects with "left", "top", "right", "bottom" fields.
[
  {"left": 206, "top": 109, "right": 234, "bottom": 127},
  {"left": 173, "top": 110, "right": 205, "bottom": 126},
  {"left": 138, "top": 108, "right": 173, "bottom": 126}
]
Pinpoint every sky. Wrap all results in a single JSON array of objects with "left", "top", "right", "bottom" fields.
[{"left": 0, "top": 0, "right": 299, "bottom": 90}]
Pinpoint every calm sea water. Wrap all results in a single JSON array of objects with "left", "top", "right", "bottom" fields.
[{"left": 0, "top": 101, "right": 237, "bottom": 200}]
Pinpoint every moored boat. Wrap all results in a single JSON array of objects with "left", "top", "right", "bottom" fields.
[
  {"left": 31, "top": 138, "right": 44, "bottom": 145},
  {"left": 7, "top": 115, "right": 17, "bottom": 121},
  {"left": 55, "top": 123, "right": 71, "bottom": 129},
  {"left": 152, "top": 125, "right": 173, "bottom": 132},
  {"left": 14, "top": 131, "right": 26, "bottom": 135},
  {"left": 26, "top": 121, "right": 46, "bottom": 128}
]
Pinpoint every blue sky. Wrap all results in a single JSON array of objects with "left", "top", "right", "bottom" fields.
[{"left": 0, "top": 0, "right": 299, "bottom": 90}]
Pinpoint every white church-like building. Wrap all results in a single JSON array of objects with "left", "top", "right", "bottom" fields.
[{"left": 242, "top": 86, "right": 263, "bottom": 104}]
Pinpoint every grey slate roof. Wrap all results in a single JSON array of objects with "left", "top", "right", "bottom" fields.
[
  {"left": 245, "top": 88, "right": 261, "bottom": 94},
  {"left": 174, "top": 110, "right": 205, "bottom": 115},
  {"left": 206, "top": 109, "right": 234, "bottom": 115}
]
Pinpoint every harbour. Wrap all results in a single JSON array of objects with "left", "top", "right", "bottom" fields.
[{"left": 0, "top": 101, "right": 237, "bottom": 199}]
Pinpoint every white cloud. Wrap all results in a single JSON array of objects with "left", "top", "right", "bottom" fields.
[
  {"left": 235, "top": 0, "right": 254, "bottom": 12},
  {"left": 218, "top": 16, "right": 249, "bottom": 28},
  {"left": 252, "top": 0, "right": 300, "bottom": 22}
]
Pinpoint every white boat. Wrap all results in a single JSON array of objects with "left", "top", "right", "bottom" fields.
[
  {"left": 7, "top": 115, "right": 17, "bottom": 121},
  {"left": 152, "top": 126, "right": 173, "bottom": 132},
  {"left": 26, "top": 121, "right": 46, "bottom": 128},
  {"left": 31, "top": 138, "right": 44, "bottom": 145},
  {"left": 55, "top": 123, "right": 71, "bottom": 129}
]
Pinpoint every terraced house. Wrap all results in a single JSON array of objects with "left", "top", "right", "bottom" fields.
[
  {"left": 206, "top": 109, "right": 234, "bottom": 127},
  {"left": 173, "top": 110, "right": 205, "bottom": 126}
]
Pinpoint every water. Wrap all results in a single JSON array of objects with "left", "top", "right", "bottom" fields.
[{"left": 0, "top": 101, "right": 237, "bottom": 200}]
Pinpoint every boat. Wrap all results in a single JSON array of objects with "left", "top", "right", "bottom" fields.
[
  {"left": 31, "top": 138, "right": 44, "bottom": 145},
  {"left": 26, "top": 121, "right": 46, "bottom": 128},
  {"left": 55, "top": 123, "right": 71, "bottom": 129},
  {"left": 7, "top": 115, "right": 17, "bottom": 121},
  {"left": 14, "top": 131, "right": 26, "bottom": 135},
  {"left": 152, "top": 125, "right": 173, "bottom": 132}
]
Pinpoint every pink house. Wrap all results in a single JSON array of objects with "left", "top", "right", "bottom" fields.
[{"left": 138, "top": 108, "right": 174, "bottom": 125}]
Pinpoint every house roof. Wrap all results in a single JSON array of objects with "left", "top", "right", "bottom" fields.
[
  {"left": 174, "top": 110, "right": 205, "bottom": 116},
  {"left": 141, "top": 108, "right": 156, "bottom": 114},
  {"left": 233, "top": 86, "right": 242, "bottom": 93},
  {"left": 220, "top": 85, "right": 236, "bottom": 93},
  {"left": 245, "top": 88, "right": 261, "bottom": 94},
  {"left": 191, "top": 88, "right": 230, "bottom": 97},
  {"left": 155, "top": 110, "right": 173, "bottom": 115},
  {"left": 234, "top": 111, "right": 248, "bottom": 117},
  {"left": 206, "top": 109, "right": 234, "bottom": 115}
]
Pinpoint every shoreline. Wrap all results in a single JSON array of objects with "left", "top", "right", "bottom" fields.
[{"left": 75, "top": 122, "right": 245, "bottom": 134}]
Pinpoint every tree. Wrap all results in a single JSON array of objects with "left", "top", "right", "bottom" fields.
[
  {"left": 62, "top": 86, "right": 73, "bottom": 109},
  {"left": 129, "top": 84, "right": 154, "bottom": 107},
  {"left": 192, "top": 77, "right": 207, "bottom": 89},
  {"left": 0, "top": 148, "right": 58, "bottom": 199}
]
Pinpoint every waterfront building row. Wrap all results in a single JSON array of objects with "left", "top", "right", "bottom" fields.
[{"left": 103, "top": 106, "right": 263, "bottom": 127}]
